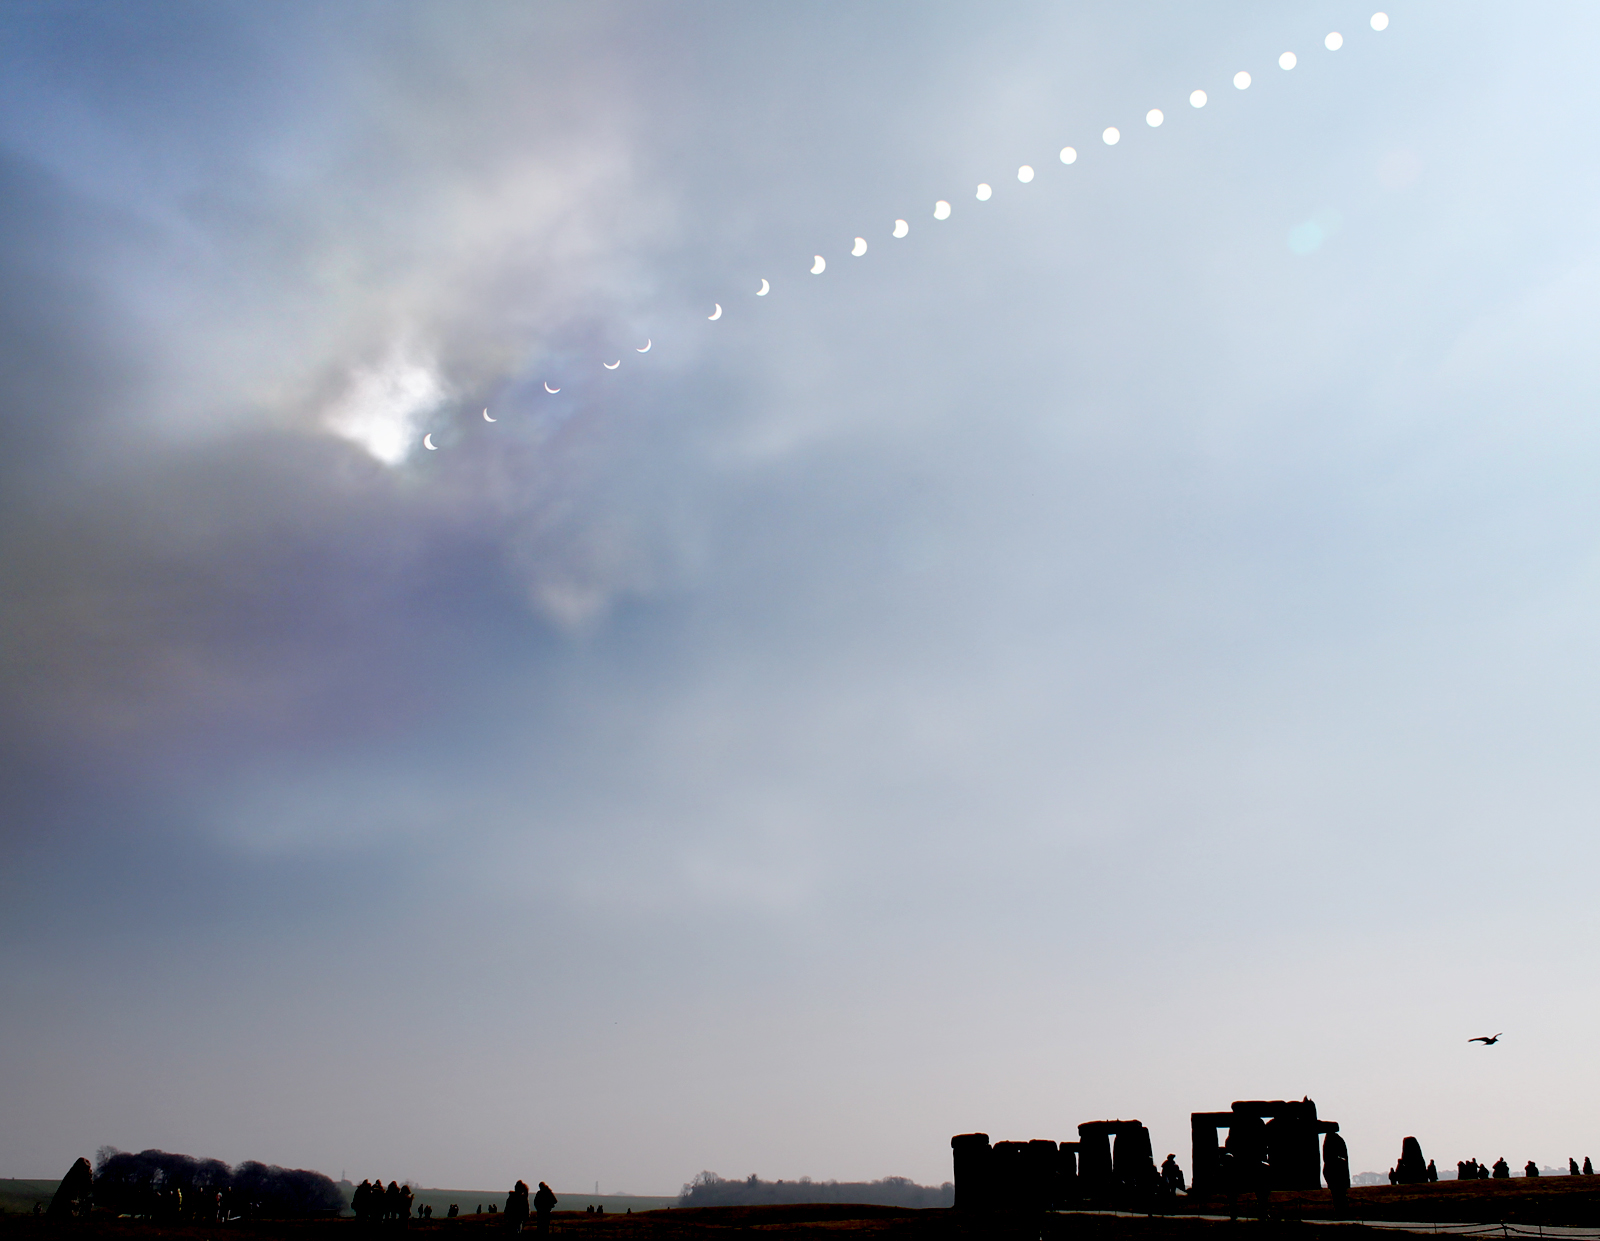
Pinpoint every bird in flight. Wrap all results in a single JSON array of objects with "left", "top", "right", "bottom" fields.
[{"left": 1468, "top": 1033, "right": 1504, "bottom": 1045}]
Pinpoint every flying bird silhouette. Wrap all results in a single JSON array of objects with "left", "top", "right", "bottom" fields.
[{"left": 1468, "top": 1033, "right": 1503, "bottom": 1045}]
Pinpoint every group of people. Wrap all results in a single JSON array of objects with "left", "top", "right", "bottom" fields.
[
  {"left": 1455, "top": 1157, "right": 1594, "bottom": 1179},
  {"left": 352, "top": 1180, "right": 415, "bottom": 1223},
  {"left": 500, "top": 1181, "right": 559, "bottom": 1235},
  {"left": 353, "top": 1180, "right": 557, "bottom": 1230}
]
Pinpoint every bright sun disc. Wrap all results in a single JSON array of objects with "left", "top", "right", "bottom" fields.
[
  {"left": 1190, "top": 89, "right": 1207, "bottom": 108},
  {"left": 1146, "top": 109, "right": 1163, "bottom": 127},
  {"left": 933, "top": 200, "right": 950, "bottom": 220},
  {"left": 1234, "top": 71, "right": 1251, "bottom": 89},
  {"left": 1060, "top": 146, "right": 1077, "bottom": 164},
  {"left": 1279, "top": 51, "right": 1297, "bottom": 70},
  {"left": 976, "top": 183, "right": 991, "bottom": 200},
  {"left": 1017, "top": 165, "right": 1034, "bottom": 182},
  {"left": 1325, "top": 31, "right": 1343, "bottom": 50},
  {"left": 1371, "top": 12, "right": 1389, "bottom": 30},
  {"left": 1102, "top": 127, "right": 1120, "bottom": 145}
]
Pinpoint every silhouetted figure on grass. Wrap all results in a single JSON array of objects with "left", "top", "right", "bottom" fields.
[
  {"left": 1323, "top": 1131, "right": 1350, "bottom": 1215},
  {"left": 1161, "top": 1154, "right": 1185, "bottom": 1195},
  {"left": 596, "top": 1205, "right": 605, "bottom": 1216},
  {"left": 1526, "top": 1162, "right": 1539, "bottom": 1177},
  {"left": 448, "top": 1205, "right": 458, "bottom": 1218},
  {"left": 402, "top": 1185, "right": 415, "bottom": 1222},
  {"left": 47, "top": 1157, "right": 94, "bottom": 1218},
  {"left": 1219, "top": 1150, "right": 1239, "bottom": 1222},
  {"left": 1493, "top": 1159, "right": 1510, "bottom": 1179},
  {"left": 1572, "top": 1159, "right": 1582, "bottom": 1176},
  {"left": 505, "top": 1181, "right": 529, "bottom": 1233},
  {"left": 1586, "top": 1159, "right": 1594, "bottom": 1176},
  {"left": 533, "top": 1183, "right": 556, "bottom": 1237}
]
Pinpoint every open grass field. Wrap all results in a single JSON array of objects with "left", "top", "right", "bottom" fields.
[
  {"left": 6, "top": 1179, "right": 1600, "bottom": 1239},
  {"left": 0, "top": 1207, "right": 1389, "bottom": 1241},
  {"left": 0, "top": 1186, "right": 59, "bottom": 1216},
  {"left": 1177, "top": 1176, "right": 1600, "bottom": 1226}
]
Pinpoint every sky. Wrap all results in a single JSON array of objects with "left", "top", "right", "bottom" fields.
[{"left": 3, "top": 0, "right": 1600, "bottom": 1196}]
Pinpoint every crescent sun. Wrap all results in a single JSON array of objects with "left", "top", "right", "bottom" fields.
[
  {"left": 482, "top": 408, "right": 495, "bottom": 422},
  {"left": 637, "top": 339, "right": 651, "bottom": 352},
  {"left": 708, "top": 304, "right": 722, "bottom": 320},
  {"left": 423, "top": 433, "right": 437, "bottom": 450},
  {"left": 757, "top": 278, "right": 770, "bottom": 295},
  {"left": 810, "top": 255, "right": 826, "bottom": 274},
  {"left": 544, "top": 382, "right": 560, "bottom": 394},
  {"left": 604, "top": 359, "right": 620, "bottom": 369}
]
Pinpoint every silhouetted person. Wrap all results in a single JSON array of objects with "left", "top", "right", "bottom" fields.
[
  {"left": 1323, "top": 1131, "right": 1351, "bottom": 1215},
  {"left": 1427, "top": 1161, "right": 1438, "bottom": 1182},
  {"left": 1572, "top": 1159, "right": 1582, "bottom": 1176},
  {"left": 505, "top": 1181, "right": 529, "bottom": 1233},
  {"left": 1526, "top": 1162, "right": 1539, "bottom": 1177},
  {"left": 448, "top": 1205, "right": 459, "bottom": 1219},
  {"left": 402, "top": 1185, "right": 415, "bottom": 1222},
  {"left": 1586, "top": 1159, "right": 1594, "bottom": 1176},
  {"left": 1161, "top": 1154, "right": 1185, "bottom": 1195},
  {"left": 533, "top": 1183, "right": 556, "bottom": 1237},
  {"left": 596, "top": 1205, "right": 604, "bottom": 1217},
  {"left": 1493, "top": 1159, "right": 1510, "bottom": 1179}
]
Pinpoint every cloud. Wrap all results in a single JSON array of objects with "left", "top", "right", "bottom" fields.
[{"left": 324, "top": 349, "right": 445, "bottom": 465}]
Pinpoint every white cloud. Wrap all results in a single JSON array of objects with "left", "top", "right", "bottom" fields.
[{"left": 323, "top": 349, "right": 445, "bottom": 465}]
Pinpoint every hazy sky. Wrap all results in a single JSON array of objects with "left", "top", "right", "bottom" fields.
[{"left": 4, "top": 0, "right": 1600, "bottom": 1194}]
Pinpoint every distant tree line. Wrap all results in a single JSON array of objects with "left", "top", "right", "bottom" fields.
[
  {"left": 677, "top": 1171, "right": 954, "bottom": 1209},
  {"left": 93, "top": 1147, "right": 344, "bottom": 1219}
]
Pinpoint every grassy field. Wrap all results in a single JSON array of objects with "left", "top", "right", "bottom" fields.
[
  {"left": 7, "top": 1176, "right": 1600, "bottom": 1237},
  {"left": 0, "top": 1205, "right": 1390, "bottom": 1240},
  {"left": 1178, "top": 1175, "right": 1600, "bottom": 1225},
  {"left": 0, "top": 1183, "right": 57, "bottom": 1216},
  {"left": 384, "top": 1193, "right": 676, "bottom": 1219}
]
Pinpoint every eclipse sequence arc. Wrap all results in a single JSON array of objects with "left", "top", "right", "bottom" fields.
[{"left": 421, "top": 11, "right": 1392, "bottom": 451}]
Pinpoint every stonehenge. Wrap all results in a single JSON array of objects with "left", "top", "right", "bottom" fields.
[
  {"left": 951, "top": 1119, "right": 1156, "bottom": 1211},
  {"left": 1190, "top": 1098, "right": 1340, "bottom": 1195}
]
